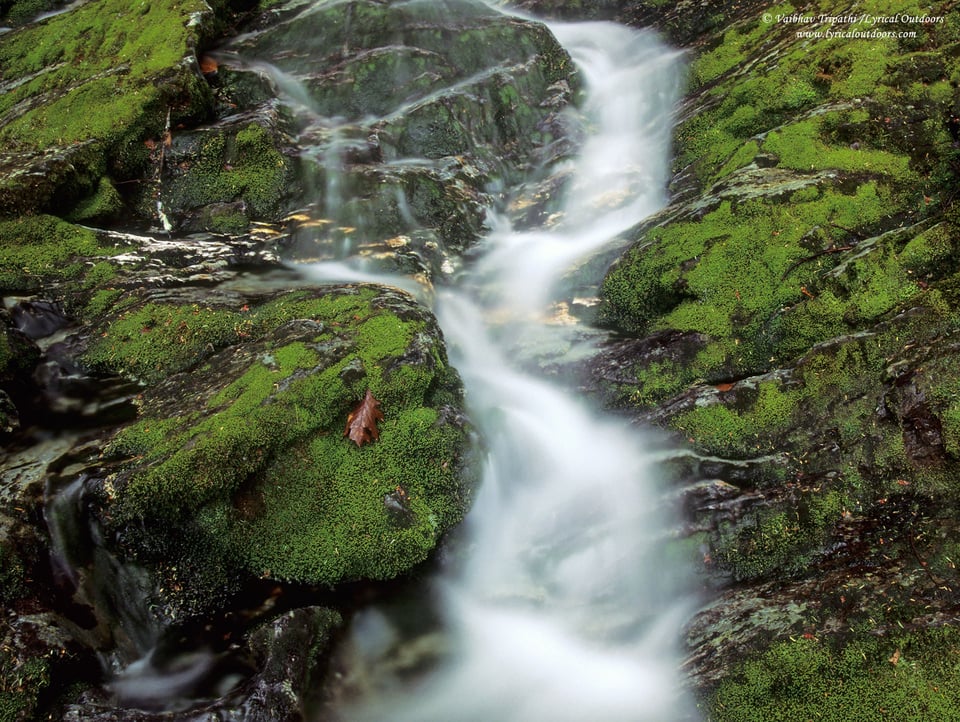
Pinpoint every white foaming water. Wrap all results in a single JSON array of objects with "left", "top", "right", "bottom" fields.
[
  {"left": 475, "top": 21, "right": 681, "bottom": 312},
  {"left": 326, "top": 15, "right": 696, "bottom": 722}
]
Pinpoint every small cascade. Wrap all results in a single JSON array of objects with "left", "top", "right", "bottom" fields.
[{"left": 264, "top": 9, "right": 697, "bottom": 722}]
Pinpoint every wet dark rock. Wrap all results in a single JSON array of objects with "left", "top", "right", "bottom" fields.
[
  {"left": 57, "top": 606, "right": 341, "bottom": 722},
  {"left": 9, "top": 299, "right": 68, "bottom": 340},
  {"left": 138, "top": 111, "right": 298, "bottom": 234},
  {"left": 215, "top": 0, "right": 583, "bottom": 280}
]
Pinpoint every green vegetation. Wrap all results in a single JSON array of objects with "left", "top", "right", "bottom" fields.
[
  {"left": 237, "top": 404, "right": 467, "bottom": 582},
  {"left": 65, "top": 177, "right": 124, "bottom": 223},
  {"left": 599, "top": 2, "right": 960, "bottom": 689},
  {"left": 99, "top": 287, "right": 473, "bottom": 591},
  {"left": 601, "top": 179, "right": 926, "bottom": 381},
  {"left": 0, "top": 0, "right": 227, "bottom": 215},
  {"left": 162, "top": 123, "right": 291, "bottom": 222},
  {"left": 672, "top": 381, "right": 800, "bottom": 458},
  {"left": 0, "top": 653, "right": 49, "bottom": 722},
  {"left": 602, "top": 0, "right": 960, "bottom": 392},
  {"left": 0, "top": 0, "right": 212, "bottom": 152},
  {"left": 714, "top": 489, "right": 848, "bottom": 581},
  {"left": 0, "top": 215, "right": 120, "bottom": 292},
  {"left": 709, "top": 628, "right": 960, "bottom": 721},
  {"left": 0, "top": 0, "right": 59, "bottom": 26},
  {"left": 83, "top": 288, "right": 418, "bottom": 384}
]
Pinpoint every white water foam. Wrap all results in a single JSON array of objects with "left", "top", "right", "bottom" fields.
[{"left": 322, "top": 13, "right": 696, "bottom": 722}]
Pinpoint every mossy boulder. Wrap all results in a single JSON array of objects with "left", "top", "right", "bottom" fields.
[
  {"left": 150, "top": 118, "right": 296, "bottom": 233},
  {"left": 78, "top": 283, "right": 476, "bottom": 620},
  {"left": 0, "top": 0, "right": 234, "bottom": 217},
  {"left": 0, "top": 0, "right": 66, "bottom": 26},
  {"left": 594, "top": 0, "right": 960, "bottom": 526},
  {"left": 220, "top": 0, "right": 581, "bottom": 276},
  {"left": 0, "top": 215, "right": 124, "bottom": 294}
]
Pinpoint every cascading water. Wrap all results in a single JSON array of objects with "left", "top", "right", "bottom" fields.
[
  {"left": 271, "top": 9, "right": 698, "bottom": 722},
  {"left": 30, "top": 2, "right": 697, "bottom": 718}
]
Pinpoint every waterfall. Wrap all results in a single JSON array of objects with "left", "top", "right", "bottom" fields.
[{"left": 297, "top": 11, "right": 698, "bottom": 722}]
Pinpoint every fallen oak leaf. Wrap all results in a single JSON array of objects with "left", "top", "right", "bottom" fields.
[{"left": 344, "top": 389, "right": 384, "bottom": 447}]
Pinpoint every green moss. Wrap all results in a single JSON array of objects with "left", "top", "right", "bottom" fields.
[
  {"left": 0, "top": 0, "right": 212, "bottom": 152},
  {"left": 942, "top": 401, "right": 960, "bottom": 459},
  {"left": 673, "top": 382, "right": 800, "bottom": 458},
  {"left": 0, "top": 215, "right": 114, "bottom": 292},
  {"left": 629, "top": 359, "right": 694, "bottom": 407},
  {"left": 716, "top": 489, "right": 847, "bottom": 580},
  {"left": 709, "top": 628, "right": 960, "bottom": 721},
  {"left": 163, "top": 124, "right": 289, "bottom": 219},
  {"left": 0, "top": 653, "right": 49, "bottom": 722},
  {"left": 716, "top": 140, "right": 759, "bottom": 178},
  {"left": 602, "top": 174, "right": 935, "bottom": 380},
  {"left": 670, "top": 0, "right": 958, "bottom": 188},
  {"left": 81, "top": 288, "right": 123, "bottom": 323},
  {"left": 101, "top": 287, "right": 471, "bottom": 589},
  {"left": 2, "top": 0, "right": 57, "bottom": 25},
  {"left": 0, "top": 0, "right": 220, "bottom": 214},
  {"left": 83, "top": 303, "right": 243, "bottom": 382},
  {"left": 762, "top": 119, "right": 914, "bottom": 178},
  {"left": 236, "top": 405, "right": 466, "bottom": 583},
  {"left": 80, "top": 261, "right": 118, "bottom": 289},
  {"left": 65, "top": 176, "right": 124, "bottom": 223},
  {"left": 900, "top": 223, "right": 956, "bottom": 277},
  {"left": 689, "top": 13, "right": 776, "bottom": 87}
]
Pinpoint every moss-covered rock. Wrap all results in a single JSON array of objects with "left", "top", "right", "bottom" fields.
[
  {"left": 80, "top": 284, "right": 476, "bottom": 620},
  {"left": 707, "top": 627, "right": 960, "bottom": 721},
  {"left": 221, "top": 0, "right": 581, "bottom": 274},
  {"left": 152, "top": 119, "right": 296, "bottom": 233},
  {"left": 0, "top": 0, "right": 65, "bottom": 26},
  {"left": 0, "top": 215, "right": 121, "bottom": 293},
  {"left": 568, "top": 0, "right": 960, "bottom": 713},
  {"left": 0, "top": 0, "right": 235, "bottom": 216}
]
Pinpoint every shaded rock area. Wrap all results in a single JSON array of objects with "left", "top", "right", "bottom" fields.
[
  {"left": 0, "top": 0, "right": 584, "bottom": 719},
  {"left": 210, "top": 0, "right": 581, "bottom": 282}
]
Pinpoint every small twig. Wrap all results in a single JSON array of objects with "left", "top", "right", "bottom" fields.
[
  {"left": 781, "top": 245, "right": 854, "bottom": 280},
  {"left": 907, "top": 531, "right": 946, "bottom": 588}
]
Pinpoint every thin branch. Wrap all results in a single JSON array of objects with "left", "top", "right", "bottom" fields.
[{"left": 781, "top": 245, "right": 854, "bottom": 280}]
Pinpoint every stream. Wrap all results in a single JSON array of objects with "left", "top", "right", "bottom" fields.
[
  {"left": 34, "top": 2, "right": 699, "bottom": 719},
  {"left": 282, "top": 8, "right": 696, "bottom": 722}
]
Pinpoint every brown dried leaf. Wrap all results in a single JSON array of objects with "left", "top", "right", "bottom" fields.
[
  {"left": 344, "top": 389, "right": 384, "bottom": 447},
  {"left": 199, "top": 54, "right": 219, "bottom": 75}
]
